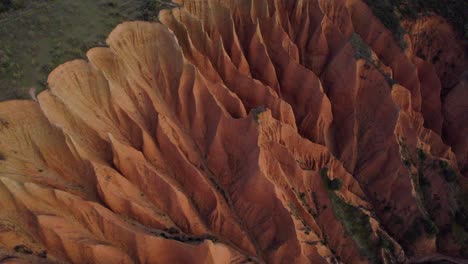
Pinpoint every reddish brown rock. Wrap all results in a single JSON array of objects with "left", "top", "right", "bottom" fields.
[{"left": 0, "top": 0, "right": 466, "bottom": 263}]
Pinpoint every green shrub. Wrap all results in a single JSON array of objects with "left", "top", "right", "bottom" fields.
[
  {"left": 297, "top": 191, "right": 316, "bottom": 217},
  {"left": 364, "top": 0, "right": 407, "bottom": 49},
  {"left": 384, "top": 74, "right": 398, "bottom": 86},
  {"left": 418, "top": 174, "right": 430, "bottom": 189},
  {"left": 402, "top": 158, "right": 411, "bottom": 168},
  {"left": 252, "top": 106, "right": 266, "bottom": 123},
  {"left": 14, "top": 244, "right": 33, "bottom": 254},
  {"left": 319, "top": 167, "right": 329, "bottom": 179},
  {"left": 299, "top": 192, "right": 306, "bottom": 200},
  {"left": 320, "top": 167, "right": 343, "bottom": 191},
  {"left": 328, "top": 178, "right": 343, "bottom": 191},
  {"left": 350, "top": 33, "right": 372, "bottom": 60},
  {"left": 416, "top": 148, "right": 427, "bottom": 162},
  {"left": 442, "top": 168, "right": 458, "bottom": 182},
  {"left": 438, "top": 160, "right": 458, "bottom": 182},
  {"left": 422, "top": 217, "right": 438, "bottom": 236},
  {"left": 165, "top": 227, "right": 180, "bottom": 234}
]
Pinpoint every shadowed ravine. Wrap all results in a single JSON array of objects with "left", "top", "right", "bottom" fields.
[{"left": 0, "top": 0, "right": 467, "bottom": 263}]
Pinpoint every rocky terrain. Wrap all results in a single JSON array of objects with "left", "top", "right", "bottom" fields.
[{"left": 0, "top": 0, "right": 466, "bottom": 263}]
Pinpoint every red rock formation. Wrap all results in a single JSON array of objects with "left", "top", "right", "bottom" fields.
[
  {"left": 0, "top": 0, "right": 466, "bottom": 263},
  {"left": 403, "top": 15, "right": 467, "bottom": 93}
]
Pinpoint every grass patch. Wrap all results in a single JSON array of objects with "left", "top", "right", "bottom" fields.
[
  {"left": 400, "top": 143, "right": 439, "bottom": 239},
  {"left": 0, "top": 0, "right": 171, "bottom": 101},
  {"left": 329, "top": 193, "right": 380, "bottom": 262},
  {"left": 400, "top": 139, "right": 467, "bottom": 256},
  {"left": 349, "top": 33, "right": 397, "bottom": 87},
  {"left": 351, "top": 33, "right": 372, "bottom": 60},
  {"left": 320, "top": 167, "right": 384, "bottom": 263},
  {"left": 364, "top": 0, "right": 407, "bottom": 49}
]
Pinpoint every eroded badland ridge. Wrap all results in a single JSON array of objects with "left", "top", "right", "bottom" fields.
[{"left": 0, "top": 0, "right": 467, "bottom": 263}]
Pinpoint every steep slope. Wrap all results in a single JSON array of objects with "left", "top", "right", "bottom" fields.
[{"left": 0, "top": 0, "right": 466, "bottom": 263}]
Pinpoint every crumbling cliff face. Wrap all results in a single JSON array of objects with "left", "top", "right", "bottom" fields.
[{"left": 0, "top": 0, "right": 466, "bottom": 263}]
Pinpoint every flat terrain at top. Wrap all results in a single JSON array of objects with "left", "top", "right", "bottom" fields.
[{"left": 0, "top": 0, "right": 168, "bottom": 101}]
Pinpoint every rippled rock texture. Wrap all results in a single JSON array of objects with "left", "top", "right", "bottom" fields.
[{"left": 0, "top": 0, "right": 467, "bottom": 263}]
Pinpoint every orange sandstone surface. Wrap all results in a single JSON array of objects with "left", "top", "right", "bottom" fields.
[{"left": 0, "top": 0, "right": 467, "bottom": 263}]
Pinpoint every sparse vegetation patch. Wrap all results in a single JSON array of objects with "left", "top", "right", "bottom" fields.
[
  {"left": 438, "top": 160, "right": 458, "bottom": 182},
  {"left": 0, "top": 0, "right": 171, "bottom": 100},
  {"left": 349, "top": 33, "right": 398, "bottom": 87},
  {"left": 320, "top": 167, "right": 384, "bottom": 263},
  {"left": 351, "top": 33, "right": 372, "bottom": 61},
  {"left": 366, "top": 0, "right": 468, "bottom": 42},
  {"left": 363, "top": 0, "right": 407, "bottom": 49}
]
